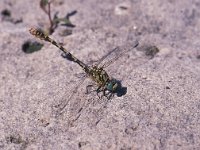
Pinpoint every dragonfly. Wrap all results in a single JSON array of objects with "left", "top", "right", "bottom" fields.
[
  {"left": 29, "top": 28, "right": 139, "bottom": 114},
  {"left": 29, "top": 28, "right": 139, "bottom": 99}
]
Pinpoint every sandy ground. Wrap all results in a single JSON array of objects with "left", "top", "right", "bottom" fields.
[{"left": 0, "top": 0, "right": 200, "bottom": 149}]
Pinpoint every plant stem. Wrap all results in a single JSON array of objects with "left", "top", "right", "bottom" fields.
[{"left": 48, "top": 2, "right": 54, "bottom": 34}]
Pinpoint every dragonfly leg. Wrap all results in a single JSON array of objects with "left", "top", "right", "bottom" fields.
[
  {"left": 103, "top": 89, "right": 115, "bottom": 99},
  {"left": 96, "top": 86, "right": 103, "bottom": 99},
  {"left": 103, "top": 88, "right": 107, "bottom": 98},
  {"left": 96, "top": 87, "right": 114, "bottom": 99},
  {"left": 108, "top": 91, "right": 114, "bottom": 100}
]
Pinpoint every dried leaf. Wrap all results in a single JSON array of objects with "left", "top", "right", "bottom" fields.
[{"left": 40, "top": 0, "right": 49, "bottom": 13}]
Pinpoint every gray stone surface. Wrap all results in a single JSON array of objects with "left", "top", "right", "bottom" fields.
[{"left": 0, "top": 0, "right": 200, "bottom": 149}]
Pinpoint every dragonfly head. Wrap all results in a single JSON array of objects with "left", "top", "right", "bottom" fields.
[
  {"left": 106, "top": 78, "right": 127, "bottom": 97},
  {"left": 106, "top": 79, "right": 118, "bottom": 92}
]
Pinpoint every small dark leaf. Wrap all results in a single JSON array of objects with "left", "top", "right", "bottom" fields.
[
  {"left": 59, "top": 29, "right": 72, "bottom": 36},
  {"left": 65, "top": 10, "right": 77, "bottom": 19},
  {"left": 40, "top": 0, "right": 49, "bottom": 13},
  {"left": 53, "top": 12, "right": 60, "bottom": 24},
  {"left": 22, "top": 41, "right": 43, "bottom": 54},
  {"left": 40, "top": 0, "right": 49, "bottom": 8},
  {"left": 60, "top": 18, "right": 75, "bottom": 27},
  {"left": 61, "top": 23, "right": 76, "bottom": 28},
  {"left": 53, "top": 11, "right": 76, "bottom": 28},
  {"left": 55, "top": 18, "right": 71, "bottom": 24}
]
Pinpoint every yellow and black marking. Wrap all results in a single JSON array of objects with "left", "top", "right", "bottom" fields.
[
  {"left": 29, "top": 28, "right": 88, "bottom": 72},
  {"left": 89, "top": 66, "right": 109, "bottom": 86}
]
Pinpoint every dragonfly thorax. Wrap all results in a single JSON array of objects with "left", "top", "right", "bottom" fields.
[{"left": 87, "top": 65, "right": 118, "bottom": 92}]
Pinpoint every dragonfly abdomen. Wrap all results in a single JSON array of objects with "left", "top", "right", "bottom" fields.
[{"left": 29, "top": 28, "right": 88, "bottom": 72}]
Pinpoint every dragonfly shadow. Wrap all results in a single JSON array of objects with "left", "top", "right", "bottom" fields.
[
  {"left": 114, "top": 79, "right": 127, "bottom": 97},
  {"left": 61, "top": 52, "right": 75, "bottom": 61}
]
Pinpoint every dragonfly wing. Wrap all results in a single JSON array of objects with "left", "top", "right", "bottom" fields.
[
  {"left": 99, "top": 40, "right": 139, "bottom": 68},
  {"left": 53, "top": 76, "right": 87, "bottom": 117}
]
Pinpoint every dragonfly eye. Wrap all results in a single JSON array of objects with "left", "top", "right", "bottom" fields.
[{"left": 107, "top": 80, "right": 118, "bottom": 92}]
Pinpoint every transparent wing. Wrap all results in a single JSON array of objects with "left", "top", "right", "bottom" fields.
[
  {"left": 97, "top": 40, "right": 139, "bottom": 68},
  {"left": 53, "top": 75, "right": 87, "bottom": 117}
]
